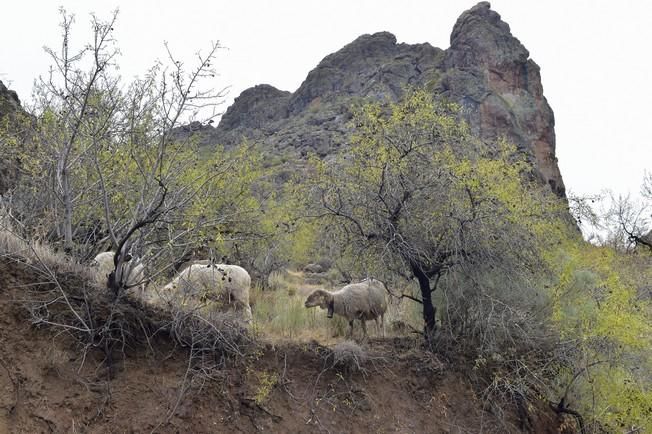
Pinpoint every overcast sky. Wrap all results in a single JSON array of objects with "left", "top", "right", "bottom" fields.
[{"left": 1, "top": 1, "right": 651, "bottom": 202}]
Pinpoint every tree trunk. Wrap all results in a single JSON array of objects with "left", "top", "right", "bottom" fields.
[
  {"left": 412, "top": 263, "right": 436, "bottom": 336},
  {"left": 61, "top": 167, "right": 74, "bottom": 253}
]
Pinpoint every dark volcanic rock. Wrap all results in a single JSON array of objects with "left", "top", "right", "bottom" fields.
[
  {"left": 220, "top": 84, "right": 290, "bottom": 130},
  {"left": 286, "top": 32, "right": 439, "bottom": 114},
  {"left": 0, "top": 80, "right": 21, "bottom": 117},
  {"left": 196, "top": 2, "right": 565, "bottom": 197},
  {"left": 207, "top": 33, "right": 444, "bottom": 157},
  {"left": 0, "top": 80, "right": 24, "bottom": 195}
]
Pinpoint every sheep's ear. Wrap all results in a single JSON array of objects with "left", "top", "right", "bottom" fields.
[
  {"left": 311, "top": 289, "right": 326, "bottom": 301},
  {"left": 316, "top": 289, "right": 331, "bottom": 306}
]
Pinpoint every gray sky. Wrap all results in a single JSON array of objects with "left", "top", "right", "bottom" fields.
[{"left": 1, "top": 0, "right": 651, "bottom": 202}]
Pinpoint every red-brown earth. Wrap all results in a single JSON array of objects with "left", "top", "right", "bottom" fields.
[{"left": 0, "top": 258, "right": 574, "bottom": 433}]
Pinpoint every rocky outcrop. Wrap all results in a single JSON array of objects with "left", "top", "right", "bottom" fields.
[
  {"left": 439, "top": 2, "right": 564, "bottom": 196},
  {"left": 221, "top": 84, "right": 291, "bottom": 130},
  {"left": 287, "top": 32, "right": 443, "bottom": 114},
  {"left": 195, "top": 34, "right": 444, "bottom": 158},
  {"left": 193, "top": 84, "right": 292, "bottom": 148},
  {"left": 0, "top": 80, "right": 21, "bottom": 118},
  {"left": 185, "top": 2, "right": 566, "bottom": 197},
  {"left": 0, "top": 80, "right": 24, "bottom": 195}
]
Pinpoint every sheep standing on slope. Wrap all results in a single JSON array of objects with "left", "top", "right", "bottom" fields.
[
  {"left": 304, "top": 278, "right": 388, "bottom": 338},
  {"left": 163, "top": 263, "right": 253, "bottom": 322},
  {"left": 92, "top": 251, "right": 146, "bottom": 292}
]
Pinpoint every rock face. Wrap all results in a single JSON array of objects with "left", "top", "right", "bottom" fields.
[
  {"left": 0, "top": 80, "right": 21, "bottom": 117},
  {"left": 188, "top": 2, "right": 566, "bottom": 197},
  {"left": 440, "top": 2, "right": 564, "bottom": 196},
  {"left": 0, "top": 80, "right": 24, "bottom": 195}
]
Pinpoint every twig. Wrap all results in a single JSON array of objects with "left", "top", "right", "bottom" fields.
[{"left": 0, "top": 356, "right": 19, "bottom": 414}]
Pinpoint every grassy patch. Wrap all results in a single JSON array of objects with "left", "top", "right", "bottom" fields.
[{"left": 251, "top": 271, "right": 421, "bottom": 343}]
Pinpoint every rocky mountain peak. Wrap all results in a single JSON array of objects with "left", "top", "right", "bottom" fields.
[
  {"left": 219, "top": 84, "right": 291, "bottom": 131},
  {"left": 287, "top": 31, "right": 428, "bottom": 115},
  {"left": 441, "top": 2, "right": 564, "bottom": 196},
  {"left": 319, "top": 32, "right": 399, "bottom": 69},
  {"left": 184, "top": 2, "right": 566, "bottom": 197},
  {"left": 448, "top": 2, "right": 528, "bottom": 68}
]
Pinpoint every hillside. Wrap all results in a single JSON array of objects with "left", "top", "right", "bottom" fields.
[
  {"left": 181, "top": 2, "right": 566, "bottom": 197},
  {"left": 1, "top": 1, "right": 649, "bottom": 432},
  {"left": 0, "top": 255, "right": 570, "bottom": 433}
]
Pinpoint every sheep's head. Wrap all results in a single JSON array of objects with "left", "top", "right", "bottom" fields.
[{"left": 304, "top": 289, "right": 332, "bottom": 312}]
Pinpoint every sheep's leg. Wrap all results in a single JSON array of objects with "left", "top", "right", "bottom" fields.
[
  {"left": 381, "top": 313, "right": 385, "bottom": 337},
  {"left": 348, "top": 320, "right": 354, "bottom": 339},
  {"left": 360, "top": 319, "right": 367, "bottom": 340},
  {"left": 374, "top": 317, "right": 381, "bottom": 337}
]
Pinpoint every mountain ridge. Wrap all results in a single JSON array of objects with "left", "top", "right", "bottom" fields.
[{"left": 189, "top": 2, "right": 565, "bottom": 197}]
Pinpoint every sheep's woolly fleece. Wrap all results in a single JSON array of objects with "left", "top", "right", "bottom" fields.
[{"left": 163, "top": 263, "right": 253, "bottom": 321}]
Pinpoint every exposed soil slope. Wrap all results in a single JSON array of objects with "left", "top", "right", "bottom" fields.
[{"left": 0, "top": 258, "right": 571, "bottom": 433}]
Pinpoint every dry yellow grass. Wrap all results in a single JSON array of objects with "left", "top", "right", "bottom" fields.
[
  {"left": 251, "top": 269, "right": 423, "bottom": 344},
  {"left": 0, "top": 213, "right": 93, "bottom": 280}
]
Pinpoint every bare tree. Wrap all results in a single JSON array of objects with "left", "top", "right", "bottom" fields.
[
  {"left": 5, "top": 10, "right": 246, "bottom": 297},
  {"left": 30, "top": 9, "right": 123, "bottom": 252},
  {"left": 603, "top": 193, "right": 652, "bottom": 252}
]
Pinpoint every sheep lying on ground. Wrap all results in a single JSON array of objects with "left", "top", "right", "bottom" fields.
[
  {"left": 163, "top": 263, "right": 253, "bottom": 322},
  {"left": 304, "top": 278, "right": 387, "bottom": 338},
  {"left": 92, "top": 251, "right": 145, "bottom": 292}
]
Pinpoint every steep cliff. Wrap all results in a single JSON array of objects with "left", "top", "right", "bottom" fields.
[
  {"left": 187, "top": 2, "right": 566, "bottom": 197},
  {"left": 0, "top": 80, "right": 24, "bottom": 195},
  {"left": 440, "top": 2, "right": 564, "bottom": 196}
]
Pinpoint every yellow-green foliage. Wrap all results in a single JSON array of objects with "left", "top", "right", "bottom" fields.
[
  {"left": 306, "top": 89, "right": 563, "bottom": 336},
  {"left": 252, "top": 370, "right": 278, "bottom": 405},
  {"left": 180, "top": 144, "right": 264, "bottom": 238},
  {"left": 304, "top": 88, "right": 650, "bottom": 430},
  {"left": 252, "top": 179, "right": 319, "bottom": 269},
  {"left": 550, "top": 240, "right": 652, "bottom": 431}
]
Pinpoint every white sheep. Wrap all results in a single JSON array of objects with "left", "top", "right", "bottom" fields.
[
  {"left": 163, "top": 263, "right": 253, "bottom": 322},
  {"left": 304, "top": 278, "right": 388, "bottom": 338},
  {"left": 92, "top": 251, "right": 145, "bottom": 292},
  {"left": 178, "top": 258, "right": 212, "bottom": 273}
]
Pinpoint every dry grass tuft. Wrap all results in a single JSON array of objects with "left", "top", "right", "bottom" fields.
[
  {"left": 169, "top": 307, "right": 257, "bottom": 367},
  {"left": 250, "top": 281, "right": 353, "bottom": 342},
  {"left": 0, "top": 212, "right": 91, "bottom": 277},
  {"left": 326, "top": 340, "right": 368, "bottom": 374}
]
